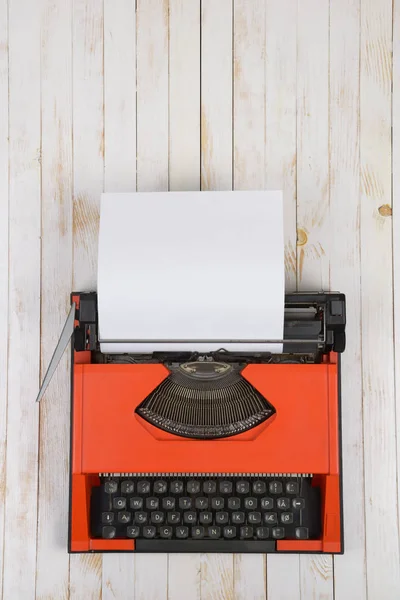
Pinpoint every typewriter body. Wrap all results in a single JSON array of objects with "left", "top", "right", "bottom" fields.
[{"left": 67, "top": 290, "right": 345, "bottom": 554}]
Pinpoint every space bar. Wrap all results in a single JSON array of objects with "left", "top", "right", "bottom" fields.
[{"left": 136, "top": 540, "right": 276, "bottom": 553}]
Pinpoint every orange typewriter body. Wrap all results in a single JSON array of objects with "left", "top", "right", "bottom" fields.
[{"left": 69, "top": 293, "right": 344, "bottom": 554}]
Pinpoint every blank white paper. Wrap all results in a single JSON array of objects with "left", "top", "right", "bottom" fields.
[{"left": 97, "top": 191, "right": 284, "bottom": 353}]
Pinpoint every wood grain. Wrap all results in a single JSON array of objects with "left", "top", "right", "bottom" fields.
[
  {"left": 135, "top": 1, "right": 169, "bottom": 595},
  {"left": 101, "top": 1, "right": 136, "bottom": 597},
  {"left": 360, "top": 0, "right": 400, "bottom": 598},
  {"left": 70, "top": 0, "right": 104, "bottom": 596},
  {"left": 264, "top": 2, "right": 300, "bottom": 595},
  {"left": 0, "top": 0, "right": 8, "bottom": 597},
  {"left": 200, "top": 2, "right": 235, "bottom": 599},
  {"left": 233, "top": 2, "right": 266, "bottom": 598},
  {"left": 35, "top": 1, "right": 73, "bottom": 598},
  {"left": 297, "top": 1, "right": 334, "bottom": 598},
  {"left": 3, "top": 0, "right": 41, "bottom": 598},
  {"left": 329, "top": 1, "right": 367, "bottom": 599}
]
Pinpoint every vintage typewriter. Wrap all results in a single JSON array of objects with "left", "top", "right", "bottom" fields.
[{"left": 37, "top": 290, "right": 345, "bottom": 554}]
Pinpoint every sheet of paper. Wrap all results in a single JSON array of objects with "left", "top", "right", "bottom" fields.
[{"left": 97, "top": 191, "right": 284, "bottom": 353}]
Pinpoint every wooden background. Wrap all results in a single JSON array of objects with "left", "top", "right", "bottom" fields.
[{"left": 0, "top": 0, "right": 399, "bottom": 598}]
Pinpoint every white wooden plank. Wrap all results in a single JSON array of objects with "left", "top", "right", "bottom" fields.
[
  {"left": 0, "top": 0, "right": 8, "bottom": 596},
  {"left": 201, "top": 0, "right": 233, "bottom": 192},
  {"left": 393, "top": 0, "right": 400, "bottom": 579},
  {"left": 3, "top": 0, "right": 41, "bottom": 597},
  {"left": 297, "top": 2, "right": 334, "bottom": 598},
  {"left": 168, "top": 3, "right": 201, "bottom": 596},
  {"left": 103, "top": 0, "right": 136, "bottom": 193},
  {"left": 360, "top": 0, "right": 400, "bottom": 598},
  {"left": 233, "top": 2, "right": 266, "bottom": 598},
  {"left": 200, "top": 1, "right": 234, "bottom": 598},
  {"left": 329, "top": 1, "right": 367, "bottom": 599},
  {"left": 70, "top": 0, "right": 104, "bottom": 595},
  {"left": 35, "top": 0, "right": 72, "bottom": 597},
  {"left": 102, "top": 1, "right": 136, "bottom": 596},
  {"left": 264, "top": 2, "right": 300, "bottom": 595},
  {"left": 135, "top": 1, "right": 169, "bottom": 595}
]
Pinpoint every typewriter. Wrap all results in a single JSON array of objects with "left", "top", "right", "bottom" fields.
[{"left": 38, "top": 290, "right": 345, "bottom": 554}]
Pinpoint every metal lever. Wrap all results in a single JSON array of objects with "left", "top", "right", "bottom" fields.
[{"left": 35, "top": 302, "right": 76, "bottom": 403}]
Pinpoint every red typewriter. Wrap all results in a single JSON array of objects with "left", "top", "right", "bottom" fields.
[{"left": 38, "top": 291, "right": 345, "bottom": 554}]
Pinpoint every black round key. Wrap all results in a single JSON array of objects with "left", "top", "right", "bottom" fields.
[
  {"left": 248, "top": 512, "right": 262, "bottom": 524},
  {"left": 160, "top": 525, "right": 173, "bottom": 538},
  {"left": 137, "top": 481, "right": 150, "bottom": 494},
  {"left": 295, "top": 527, "right": 309, "bottom": 539},
  {"left": 264, "top": 512, "right": 278, "bottom": 525},
  {"left": 236, "top": 481, "right": 250, "bottom": 494},
  {"left": 256, "top": 526, "right": 269, "bottom": 539},
  {"left": 134, "top": 511, "right": 147, "bottom": 524},
  {"left": 211, "top": 497, "right": 224, "bottom": 510},
  {"left": 187, "top": 480, "right": 201, "bottom": 494},
  {"left": 118, "top": 511, "right": 131, "bottom": 524},
  {"left": 232, "top": 511, "right": 245, "bottom": 524},
  {"left": 127, "top": 525, "right": 140, "bottom": 538},
  {"left": 269, "top": 481, "right": 283, "bottom": 495},
  {"left": 179, "top": 497, "right": 192, "bottom": 509},
  {"left": 244, "top": 497, "right": 257, "bottom": 510},
  {"left": 240, "top": 526, "right": 254, "bottom": 539},
  {"left": 272, "top": 527, "right": 285, "bottom": 539},
  {"left": 195, "top": 497, "right": 208, "bottom": 509},
  {"left": 104, "top": 481, "right": 118, "bottom": 494},
  {"left": 183, "top": 511, "right": 196, "bottom": 524},
  {"left": 223, "top": 526, "right": 237, "bottom": 539},
  {"left": 208, "top": 526, "right": 221, "bottom": 539},
  {"left": 261, "top": 497, "right": 274, "bottom": 510},
  {"left": 277, "top": 498, "right": 290, "bottom": 510},
  {"left": 162, "top": 497, "right": 175, "bottom": 510},
  {"left": 215, "top": 511, "right": 229, "bottom": 525},
  {"left": 228, "top": 497, "right": 240, "bottom": 510},
  {"left": 219, "top": 481, "right": 233, "bottom": 494},
  {"left": 102, "top": 526, "right": 116, "bottom": 539},
  {"left": 170, "top": 480, "right": 184, "bottom": 494},
  {"left": 292, "top": 498, "right": 305, "bottom": 510},
  {"left": 143, "top": 525, "right": 156, "bottom": 538},
  {"left": 130, "top": 497, "right": 143, "bottom": 510},
  {"left": 176, "top": 526, "right": 189, "bottom": 539},
  {"left": 102, "top": 512, "right": 114, "bottom": 524},
  {"left": 199, "top": 512, "right": 213, "bottom": 525},
  {"left": 113, "top": 497, "right": 126, "bottom": 510},
  {"left": 253, "top": 481, "right": 266, "bottom": 494},
  {"left": 151, "top": 511, "right": 164, "bottom": 524},
  {"left": 167, "top": 511, "right": 180, "bottom": 524},
  {"left": 121, "top": 481, "right": 134, "bottom": 494},
  {"left": 192, "top": 526, "right": 205, "bottom": 539},
  {"left": 154, "top": 480, "right": 167, "bottom": 494},
  {"left": 203, "top": 480, "right": 217, "bottom": 494},
  {"left": 281, "top": 512, "right": 293, "bottom": 524},
  {"left": 286, "top": 482, "right": 299, "bottom": 494},
  {"left": 146, "top": 497, "right": 159, "bottom": 510}
]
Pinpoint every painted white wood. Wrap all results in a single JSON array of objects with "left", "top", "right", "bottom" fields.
[
  {"left": 360, "top": 1, "right": 400, "bottom": 598},
  {"left": 168, "top": 3, "right": 201, "bottom": 596},
  {"left": 35, "top": 1, "right": 73, "bottom": 598},
  {"left": 297, "top": 2, "right": 334, "bottom": 599},
  {"left": 135, "top": 1, "right": 169, "bottom": 596},
  {"left": 264, "top": 2, "right": 300, "bottom": 596},
  {"left": 329, "top": 2, "right": 367, "bottom": 599},
  {"left": 102, "top": 1, "right": 136, "bottom": 597},
  {"left": 0, "top": 0, "right": 8, "bottom": 597},
  {"left": 2, "top": 0, "right": 41, "bottom": 598},
  {"left": 233, "top": 2, "right": 266, "bottom": 599},
  {"left": 200, "top": 2, "right": 234, "bottom": 597},
  {"left": 70, "top": 0, "right": 104, "bottom": 596}
]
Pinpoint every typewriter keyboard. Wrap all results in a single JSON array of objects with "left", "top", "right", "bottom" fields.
[{"left": 91, "top": 475, "right": 321, "bottom": 552}]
